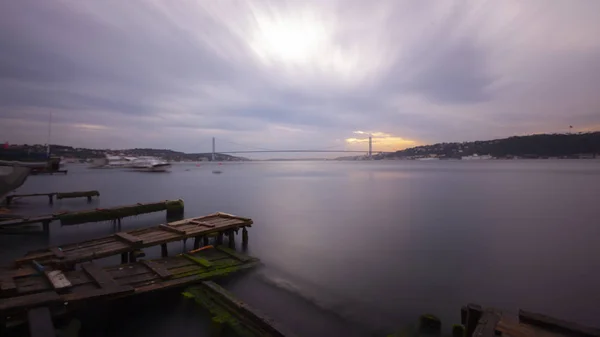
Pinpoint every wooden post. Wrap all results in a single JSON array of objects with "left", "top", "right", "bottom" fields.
[
  {"left": 466, "top": 304, "right": 483, "bottom": 337},
  {"left": 48, "top": 194, "right": 53, "bottom": 205},
  {"left": 194, "top": 236, "right": 200, "bottom": 249},
  {"left": 129, "top": 251, "right": 137, "bottom": 263},
  {"left": 121, "top": 253, "right": 128, "bottom": 264},
  {"left": 419, "top": 314, "right": 441, "bottom": 336},
  {"left": 227, "top": 230, "right": 235, "bottom": 249},
  {"left": 117, "top": 218, "right": 122, "bottom": 231},
  {"left": 42, "top": 220, "right": 50, "bottom": 235},
  {"left": 182, "top": 238, "right": 187, "bottom": 252},
  {"left": 242, "top": 227, "right": 249, "bottom": 246},
  {"left": 216, "top": 232, "right": 224, "bottom": 246},
  {"left": 5, "top": 196, "right": 12, "bottom": 205},
  {"left": 203, "top": 236, "right": 209, "bottom": 246},
  {"left": 87, "top": 196, "right": 92, "bottom": 202},
  {"left": 161, "top": 243, "right": 168, "bottom": 257}
]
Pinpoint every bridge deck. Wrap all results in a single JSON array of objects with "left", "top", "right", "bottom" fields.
[{"left": 14, "top": 212, "right": 252, "bottom": 267}]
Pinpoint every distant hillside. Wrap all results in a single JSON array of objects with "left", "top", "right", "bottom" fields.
[
  {"left": 385, "top": 132, "right": 600, "bottom": 159},
  {"left": 0, "top": 144, "right": 248, "bottom": 162}
]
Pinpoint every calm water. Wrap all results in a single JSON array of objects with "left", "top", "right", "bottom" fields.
[{"left": 2, "top": 160, "right": 600, "bottom": 336}]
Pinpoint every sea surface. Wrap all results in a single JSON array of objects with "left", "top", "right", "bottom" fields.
[{"left": 1, "top": 160, "right": 599, "bottom": 337}]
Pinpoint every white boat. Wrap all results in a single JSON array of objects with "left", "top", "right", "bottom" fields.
[
  {"left": 461, "top": 154, "right": 493, "bottom": 160},
  {"left": 127, "top": 157, "right": 171, "bottom": 172},
  {"left": 89, "top": 155, "right": 136, "bottom": 168},
  {"left": 0, "top": 160, "right": 48, "bottom": 200}
]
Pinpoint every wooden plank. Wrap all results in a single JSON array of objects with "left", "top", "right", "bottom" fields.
[
  {"left": 472, "top": 310, "right": 502, "bottom": 337},
  {"left": 189, "top": 220, "right": 215, "bottom": 228},
  {"left": 49, "top": 247, "right": 65, "bottom": 259},
  {"left": 115, "top": 232, "right": 143, "bottom": 246},
  {"left": 44, "top": 271, "right": 72, "bottom": 291},
  {"left": 1, "top": 277, "right": 17, "bottom": 296},
  {"left": 519, "top": 310, "right": 600, "bottom": 337},
  {"left": 63, "top": 286, "right": 134, "bottom": 302},
  {"left": 28, "top": 307, "right": 56, "bottom": 337},
  {"left": 140, "top": 260, "right": 172, "bottom": 279},
  {"left": 182, "top": 254, "right": 213, "bottom": 268},
  {"left": 0, "top": 291, "right": 61, "bottom": 314},
  {"left": 81, "top": 264, "right": 119, "bottom": 289},
  {"left": 158, "top": 224, "right": 187, "bottom": 235}
]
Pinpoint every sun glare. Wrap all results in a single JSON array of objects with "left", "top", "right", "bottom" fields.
[{"left": 250, "top": 12, "right": 328, "bottom": 65}]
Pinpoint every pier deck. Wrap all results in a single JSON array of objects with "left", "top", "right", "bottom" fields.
[
  {"left": 461, "top": 304, "right": 600, "bottom": 337},
  {"left": 14, "top": 212, "right": 252, "bottom": 268},
  {"left": 0, "top": 246, "right": 260, "bottom": 328}
]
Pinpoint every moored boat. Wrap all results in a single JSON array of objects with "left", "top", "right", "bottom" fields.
[{"left": 127, "top": 157, "right": 171, "bottom": 172}]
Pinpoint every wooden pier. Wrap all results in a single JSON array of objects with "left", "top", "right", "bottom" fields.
[
  {"left": 0, "top": 246, "right": 260, "bottom": 329},
  {"left": 183, "top": 281, "right": 295, "bottom": 337},
  {"left": 0, "top": 199, "right": 185, "bottom": 235},
  {"left": 460, "top": 304, "right": 600, "bottom": 337},
  {"left": 4, "top": 190, "right": 99, "bottom": 205},
  {"left": 14, "top": 212, "right": 252, "bottom": 268}
]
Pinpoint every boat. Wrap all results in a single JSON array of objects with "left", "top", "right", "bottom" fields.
[
  {"left": 461, "top": 154, "right": 493, "bottom": 160},
  {"left": 0, "top": 160, "right": 48, "bottom": 200},
  {"left": 88, "top": 155, "right": 137, "bottom": 169},
  {"left": 127, "top": 157, "right": 171, "bottom": 172}
]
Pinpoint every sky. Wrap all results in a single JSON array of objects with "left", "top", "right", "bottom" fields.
[{"left": 1, "top": 0, "right": 600, "bottom": 158}]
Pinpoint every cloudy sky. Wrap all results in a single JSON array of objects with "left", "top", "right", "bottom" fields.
[{"left": 1, "top": 0, "right": 599, "bottom": 157}]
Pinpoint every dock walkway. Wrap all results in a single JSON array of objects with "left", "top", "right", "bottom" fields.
[
  {"left": 0, "top": 246, "right": 260, "bottom": 328},
  {"left": 14, "top": 212, "right": 252, "bottom": 268}
]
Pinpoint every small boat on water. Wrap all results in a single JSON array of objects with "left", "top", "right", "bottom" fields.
[{"left": 127, "top": 157, "right": 171, "bottom": 172}]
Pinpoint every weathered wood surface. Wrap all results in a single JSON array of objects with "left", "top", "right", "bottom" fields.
[
  {"left": 0, "top": 216, "right": 54, "bottom": 228},
  {"left": 467, "top": 304, "right": 600, "bottom": 337},
  {"left": 57, "top": 199, "right": 184, "bottom": 226},
  {"left": 184, "top": 281, "right": 294, "bottom": 337},
  {"left": 14, "top": 212, "right": 253, "bottom": 267},
  {"left": 518, "top": 310, "right": 600, "bottom": 337},
  {"left": 55, "top": 191, "right": 99, "bottom": 200},
  {"left": 0, "top": 247, "right": 260, "bottom": 327}
]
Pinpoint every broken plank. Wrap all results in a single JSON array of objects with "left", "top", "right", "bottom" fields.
[
  {"left": 28, "top": 307, "right": 56, "bottom": 337},
  {"left": 81, "top": 264, "right": 119, "bottom": 290},
  {"left": 49, "top": 247, "right": 65, "bottom": 259},
  {"left": 0, "top": 291, "right": 61, "bottom": 314},
  {"left": 139, "top": 260, "right": 172, "bottom": 279},
  {"left": 115, "top": 232, "right": 144, "bottom": 246},
  {"left": 44, "top": 270, "right": 72, "bottom": 291},
  {"left": 158, "top": 224, "right": 187, "bottom": 235},
  {"left": 472, "top": 310, "right": 502, "bottom": 337}
]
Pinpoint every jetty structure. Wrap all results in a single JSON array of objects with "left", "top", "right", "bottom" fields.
[
  {"left": 0, "top": 212, "right": 257, "bottom": 332},
  {"left": 0, "top": 199, "right": 184, "bottom": 235}
]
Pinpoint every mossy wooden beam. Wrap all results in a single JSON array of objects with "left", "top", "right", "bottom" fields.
[
  {"left": 55, "top": 190, "right": 99, "bottom": 200},
  {"left": 182, "top": 281, "right": 293, "bottom": 337},
  {"left": 56, "top": 199, "right": 184, "bottom": 226}
]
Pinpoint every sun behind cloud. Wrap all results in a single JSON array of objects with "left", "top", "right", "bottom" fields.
[{"left": 345, "top": 131, "right": 417, "bottom": 152}]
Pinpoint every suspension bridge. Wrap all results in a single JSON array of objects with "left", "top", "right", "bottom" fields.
[{"left": 206, "top": 137, "right": 394, "bottom": 159}]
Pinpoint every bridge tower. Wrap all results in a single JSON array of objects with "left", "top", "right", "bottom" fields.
[
  {"left": 368, "top": 135, "right": 372, "bottom": 158},
  {"left": 212, "top": 137, "right": 215, "bottom": 161}
]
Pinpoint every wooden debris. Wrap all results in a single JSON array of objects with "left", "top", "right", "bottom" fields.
[{"left": 44, "top": 270, "right": 72, "bottom": 292}]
